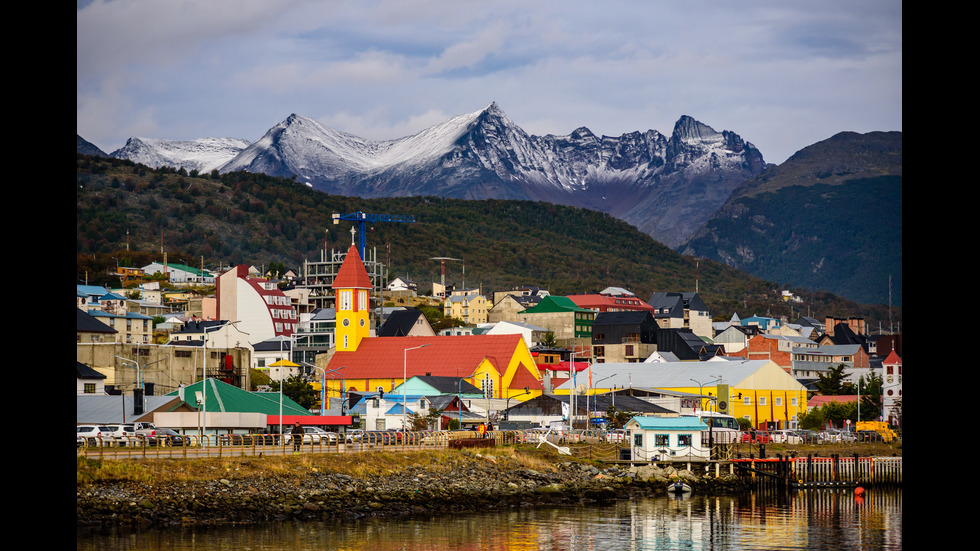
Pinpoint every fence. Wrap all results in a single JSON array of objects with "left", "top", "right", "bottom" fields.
[{"left": 732, "top": 455, "right": 903, "bottom": 488}]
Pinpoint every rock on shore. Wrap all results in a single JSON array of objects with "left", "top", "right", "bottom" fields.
[{"left": 76, "top": 452, "right": 745, "bottom": 528}]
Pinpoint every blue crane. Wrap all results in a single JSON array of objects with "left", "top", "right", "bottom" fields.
[{"left": 332, "top": 211, "right": 417, "bottom": 260}]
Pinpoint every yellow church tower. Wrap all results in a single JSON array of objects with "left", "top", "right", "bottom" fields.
[{"left": 332, "top": 244, "right": 373, "bottom": 352}]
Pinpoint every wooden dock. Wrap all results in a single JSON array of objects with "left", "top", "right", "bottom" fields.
[{"left": 731, "top": 454, "right": 902, "bottom": 489}]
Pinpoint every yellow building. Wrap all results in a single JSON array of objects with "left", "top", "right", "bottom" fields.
[
  {"left": 556, "top": 359, "right": 807, "bottom": 429},
  {"left": 443, "top": 290, "right": 490, "bottom": 325}
]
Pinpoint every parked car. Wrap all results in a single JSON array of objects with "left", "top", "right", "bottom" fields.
[
  {"left": 364, "top": 430, "right": 393, "bottom": 445},
  {"left": 147, "top": 428, "right": 187, "bottom": 446},
  {"left": 771, "top": 429, "right": 801, "bottom": 444},
  {"left": 77, "top": 425, "right": 111, "bottom": 446},
  {"left": 105, "top": 424, "right": 136, "bottom": 446},
  {"left": 856, "top": 430, "right": 884, "bottom": 443},
  {"left": 607, "top": 429, "right": 629, "bottom": 443},
  {"left": 284, "top": 426, "right": 333, "bottom": 445},
  {"left": 741, "top": 431, "right": 773, "bottom": 443},
  {"left": 345, "top": 429, "right": 364, "bottom": 443}
]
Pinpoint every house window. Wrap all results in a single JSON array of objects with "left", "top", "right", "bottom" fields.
[
  {"left": 634, "top": 433, "right": 643, "bottom": 447},
  {"left": 358, "top": 290, "right": 367, "bottom": 311},
  {"left": 594, "top": 346, "right": 605, "bottom": 357},
  {"left": 775, "top": 397, "right": 783, "bottom": 406},
  {"left": 743, "top": 396, "right": 752, "bottom": 406},
  {"left": 678, "top": 434, "right": 692, "bottom": 447},
  {"left": 760, "top": 397, "right": 767, "bottom": 406},
  {"left": 84, "top": 383, "right": 96, "bottom": 394},
  {"left": 339, "top": 290, "right": 352, "bottom": 311},
  {"left": 625, "top": 345, "right": 635, "bottom": 357},
  {"left": 655, "top": 434, "right": 669, "bottom": 447}
]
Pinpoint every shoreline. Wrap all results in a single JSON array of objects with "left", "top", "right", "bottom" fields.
[{"left": 76, "top": 450, "right": 748, "bottom": 529}]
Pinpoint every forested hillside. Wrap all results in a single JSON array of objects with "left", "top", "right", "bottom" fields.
[{"left": 76, "top": 154, "right": 898, "bottom": 326}]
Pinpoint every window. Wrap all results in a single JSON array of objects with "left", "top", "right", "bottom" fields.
[
  {"left": 358, "top": 290, "right": 367, "bottom": 311},
  {"left": 760, "top": 397, "right": 767, "bottom": 406},
  {"left": 84, "top": 383, "right": 96, "bottom": 394},
  {"left": 678, "top": 434, "right": 692, "bottom": 447},
  {"left": 775, "top": 397, "right": 783, "bottom": 406},
  {"left": 339, "top": 290, "right": 352, "bottom": 311},
  {"left": 743, "top": 396, "right": 752, "bottom": 406},
  {"left": 655, "top": 434, "right": 669, "bottom": 447},
  {"left": 634, "top": 433, "right": 643, "bottom": 447}
]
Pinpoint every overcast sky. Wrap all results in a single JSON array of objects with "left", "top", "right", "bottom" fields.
[{"left": 77, "top": 0, "right": 901, "bottom": 165}]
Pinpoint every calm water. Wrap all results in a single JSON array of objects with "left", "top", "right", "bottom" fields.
[{"left": 78, "top": 488, "right": 901, "bottom": 550}]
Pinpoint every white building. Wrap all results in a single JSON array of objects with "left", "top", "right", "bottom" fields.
[
  {"left": 217, "top": 265, "right": 298, "bottom": 344},
  {"left": 624, "top": 415, "right": 710, "bottom": 462}
]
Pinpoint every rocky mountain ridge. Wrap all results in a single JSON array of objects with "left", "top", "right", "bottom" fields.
[{"left": 92, "top": 103, "right": 768, "bottom": 247}]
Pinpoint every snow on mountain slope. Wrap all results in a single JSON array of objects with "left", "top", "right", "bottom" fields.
[{"left": 110, "top": 137, "right": 250, "bottom": 174}]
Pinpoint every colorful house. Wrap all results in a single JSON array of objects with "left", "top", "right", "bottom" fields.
[
  {"left": 625, "top": 415, "right": 711, "bottom": 462},
  {"left": 319, "top": 245, "right": 544, "bottom": 408}
]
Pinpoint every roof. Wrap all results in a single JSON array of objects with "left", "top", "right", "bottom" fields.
[
  {"left": 77, "top": 361, "right": 106, "bottom": 380},
  {"left": 76, "top": 308, "right": 116, "bottom": 333},
  {"left": 326, "top": 334, "right": 529, "bottom": 379},
  {"left": 807, "top": 395, "right": 860, "bottom": 408},
  {"left": 378, "top": 309, "right": 427, "bottom": 337},
  {"left": 567, "top": 294, "right": 654, "bottom": 312},
  {"left": 409, "top": 375, "right": 482, "bottom": 394},
  {"left": 627, "top": 416, "right": 708, "bottom": 432},
  {"left": 165, "top": 378, "right": 310, "bottom": 416},
  {"left": 76, "top": 394, "right": 179, "bottom": 424},
  {"left": 332, "top": 245, "right": 373, "bottom": 289},
  {"left": 520, "top": 295, "right": 592, "bottom": 314},
  {"left": 593, "top": 310, "right": 656, "bottom": 327},
  {"left": 556, "top": 359, "right": 802, "bottom": 391}
]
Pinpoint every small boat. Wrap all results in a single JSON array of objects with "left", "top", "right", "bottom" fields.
[{"left": 667, "top": 481, "right": 692, "bottom": 494}]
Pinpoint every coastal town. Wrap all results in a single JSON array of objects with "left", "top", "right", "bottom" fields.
[{"left": 76, "top": 232, "right": 903, "bottom": 458}]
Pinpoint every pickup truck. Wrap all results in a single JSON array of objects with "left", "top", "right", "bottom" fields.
[{"left": 132, "top": 422, "right": 158, "bottom": 441}]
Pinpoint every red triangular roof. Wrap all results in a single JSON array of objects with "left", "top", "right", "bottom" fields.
[
  {"left": 332, "top": 245, "right": 373, "bottom": 289},
  {"left": 883, "top": 349, "right": 902, "bottom": 365},
  {"left": 326, "top": 334, "right": 529, "bottom": 380},
  {"left": 510, "top": 362, "right": 544, "bottom": 390}
]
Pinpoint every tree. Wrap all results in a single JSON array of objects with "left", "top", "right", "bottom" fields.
[
  {"left": 408, "top": 407, "right": 440, "bottom": 431},
  {"left": 815, "top": 363, "right": 848, "bottom": 395},
  {"left": 270, "top": 375, "right": 318, "bottom": 410},
  {"left": 540, "top": 331, "right": 558, "bottom": 348},
  {"left": 858, "top": 372, "right": 883, "bottom": 421},
  {"left": 604, "top": 406, "right": 633, "bottom": 429}
]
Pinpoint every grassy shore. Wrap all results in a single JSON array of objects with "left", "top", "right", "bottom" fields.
[{"left": 77, "top": 441, "right": 900, "bottom": 487}]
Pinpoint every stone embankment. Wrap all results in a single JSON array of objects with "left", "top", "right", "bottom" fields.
[{"left": 76, "top": 452, "right": 746, "bottom": 528}]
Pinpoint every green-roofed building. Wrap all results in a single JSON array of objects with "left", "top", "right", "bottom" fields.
[
  {"left": 518, "top": 295, "right": 595, "bottom": 344},
  {"left": 148, "top": 378, "right": 352, "bottom": 438}
]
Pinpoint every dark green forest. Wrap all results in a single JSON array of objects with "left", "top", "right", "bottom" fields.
[{"left": 76, "top": 154, "right": 899, "bottom": 326}]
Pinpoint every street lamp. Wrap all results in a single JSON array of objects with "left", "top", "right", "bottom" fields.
[
  {"left": 593, "top": 374, "right": 615, "bottom": 422},
  {"left": 403, "top": 344, "right": 430, "bottom": 430},
  {"left": 114, "top": 355, "right": 165, "bottom": 416}
]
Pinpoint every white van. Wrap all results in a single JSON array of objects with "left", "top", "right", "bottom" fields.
[{"left": 771, "top": 429, "right": 801, "bottom": 444}]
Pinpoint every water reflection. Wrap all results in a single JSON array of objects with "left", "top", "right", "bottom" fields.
[{"left": 78, "top": 488, "right": 901, "bottom": 550}]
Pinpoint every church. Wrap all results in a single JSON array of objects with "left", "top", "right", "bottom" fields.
[{"left": 318, "top": 245, "right": 544, "bottom": 408}]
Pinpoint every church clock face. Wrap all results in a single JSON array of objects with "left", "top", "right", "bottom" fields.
[{"left": 342, "top": 318, "right": 350, "bottom": 327}]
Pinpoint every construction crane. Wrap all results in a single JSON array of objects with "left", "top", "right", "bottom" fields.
[
  {"left": 430, "top": 256, "right": 463, "bottom": 297},
  {"left": 332, "top": 211, "right": 416, "bottom": 260}
]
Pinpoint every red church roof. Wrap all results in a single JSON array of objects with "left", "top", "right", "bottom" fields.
[
  {"left": 326, "top": 334, "right": 530, "bottom": 380},
  {"left": 332, "top": 245, "right": 373, "bottom": 289}
]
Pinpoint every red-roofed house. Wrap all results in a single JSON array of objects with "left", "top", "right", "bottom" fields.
[{"left": 319, "top": 245, "right": 543, "bottom": 404}]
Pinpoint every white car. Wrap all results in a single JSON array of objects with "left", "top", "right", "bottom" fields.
[
  {"left": 771, "top": 430, "right": 801, "bottom": 444},
  {"left": 285, "top": 426, "right": 333, "bottom": 444},
  {"left": 77, "top": 425, "right": 111, "bottom": 446},
  {"left": 105, "top": 424, "right": 136, "bottom": 446}
]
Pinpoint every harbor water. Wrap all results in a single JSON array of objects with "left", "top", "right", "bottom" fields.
[{"left": 78, "top": 487, "right": 901, "bottom": 550}]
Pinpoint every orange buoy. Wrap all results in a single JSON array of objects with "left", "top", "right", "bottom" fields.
[{"left": 854, "top": 486, "right": 865, "bottom": 496}]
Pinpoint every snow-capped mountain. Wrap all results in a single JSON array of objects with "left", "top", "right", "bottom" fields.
[
  {"left": 107, "top": 103, "right": 767, "bottom": 247},
  {"left": 110, "top": 136, "right": 251, "bottom": 174}
]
